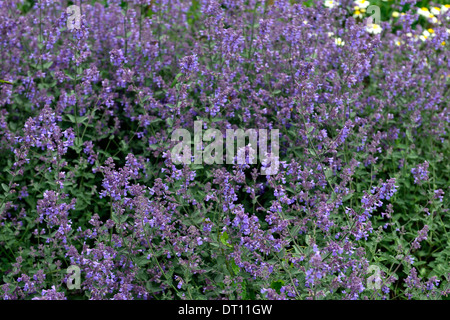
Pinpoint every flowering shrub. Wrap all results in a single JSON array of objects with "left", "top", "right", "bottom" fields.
[{"left": 0, "top": 0, "right": 449, "bottom": 300}]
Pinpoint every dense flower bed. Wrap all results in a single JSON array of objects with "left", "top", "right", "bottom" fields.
[{"left": 0, "top": 0, "right": 449, "bottom": 300}]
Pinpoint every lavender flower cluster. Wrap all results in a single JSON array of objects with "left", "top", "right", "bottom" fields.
[{"left": 0, "top": 0, "right": 448, "bottom": 300}]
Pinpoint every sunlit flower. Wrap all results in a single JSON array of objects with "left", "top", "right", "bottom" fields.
[
  {"left": 334, "top": 37, "right": 345, "bottom": 46},
  {"left": 354, "top": 0, "right": 370, "bottom": 9},
  {"left": 431, "top": 7, "right": 441, "bottom": 16},
  {"left": 419, "top": 30, "right": 430, "bottom": 41},
  {"left": 430, "top": 17, "right": 438, "bottom": 24},
  {"left": 442, "top": 4, "right": 450, "bottom": 14},
  {"left": 419, "top": 29, "right": 435, "bottom": 42},
  {"left": 324, "top": 0, "right": 338, "bottom": 8},
  {"left": 366, "top": 23, "right": 382, "bottom": 35},
  {"left": 353, "top": 9, "right": 363, "bottom": 19},
  {"left": 417, "top": 7, "right": 432, "bottom": 18},
  {"left": 354, "top": 5, "right": 366, "bottom": 14},
  {"left": 405, "top": 32, "right": 419, "bottom": 42},
  {"left": 392, "top": 11, "right": 400, "bottom": 18}
]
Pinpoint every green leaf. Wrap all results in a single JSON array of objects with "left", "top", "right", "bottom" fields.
[
  {"left": 270, "top": 280, "right": 285, "bottom": 294},
  {"left": 305, "top": 235, "right": 311, "bottom": 246},
  {"left": 230, "top": 259, "right": 240, "bottom": 275},
  {"left": 66, "top": 114, "right": 76, "bottom": 123},
  {"left": 413, "top": 260, "right": 427, "bottom": 267},
  {"left": 1, "top": 183, "right": 9, "bottom": 192},
  {"left": 43, "top": 61, "right": 54, "bottom": 69},
  {"left": 325, "top": 168, "right": 332, "bottom": 179},
  {"left": 220, "top": 231, "right": 232, "bottom": 248},
  {"left": 75, "top": 137, "right": 83, "bottom": 147},
  {"left": 170, "top": 73, "right": 183, "bottom": 88},
  {"left": 406, "top": 129, "right": 413, "bottom": 143},
  {"left": 342, "top": 193, "right": 354, "bottom": 202},
  {"left": 120, "top": 140, "right": 128, "bottom": 151},
  {"left": 111, "top": 213, "right": 119, "bottom": 224}
]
